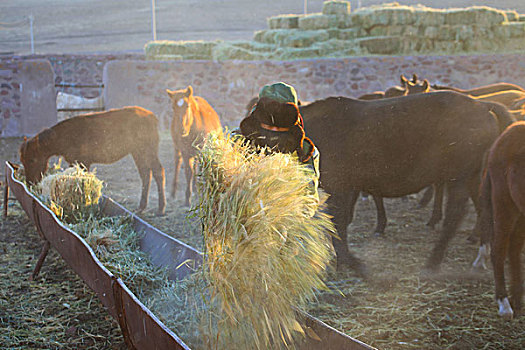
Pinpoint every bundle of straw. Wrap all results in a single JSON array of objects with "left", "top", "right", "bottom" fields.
[
  {"left": 37, "top": 164, "right": 103, "bottom": 223},
  {"left": 195, "top": 130, "right": 335, "bottom": 349}
]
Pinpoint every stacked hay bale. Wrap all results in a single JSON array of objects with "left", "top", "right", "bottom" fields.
[
  {"left": 195, "top": 130, "right": 335, "bottom": 349},
  {"left": 144, "top": 1, "right": 525, "bottom": 60}
]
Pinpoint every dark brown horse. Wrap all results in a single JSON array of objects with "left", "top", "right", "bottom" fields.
[
  {"left": 476, "top": 121, "right": 525, "bottom": 320},
  {"left": 19, "top": 106, "right": 166, "bottom": 214},
  {"left": 166, "top": 86, "right": 222, "bottom": 206},
  {"left": 300, "top": 91, "right": 514, "bottom": 276}
]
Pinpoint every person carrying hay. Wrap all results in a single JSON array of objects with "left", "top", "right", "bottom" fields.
[{"left": 234, "top": 82, "right": 320, "bottom": 201}]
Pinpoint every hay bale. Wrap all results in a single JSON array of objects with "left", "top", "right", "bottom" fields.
[
  {"left": 144, "top": 40, "right": 217, "bottom": 60},
  {"left": 196, "top": 131, "right": 335, "bottom": 349},
  {"left": 37, "top": 165, "right": 103, "bottom": 223},
  {"left": 298, "top": 14, "right": 336, "bottom": 30},
  {"left": 273, "top": 46, "right": 324, "bottom": 60},
  {"left": 322, "top": 1, "right": 351, "bottom": 16},
  {"left": 495, "top": 22, "right": 525, "bottom": 39},
  {"left": 281, "top": 30, "right": 330, "bottom": 48},
  {"left": 413, "top": 6, "right": 446, "bottom": 26},
  {"left": 351, "top": 4, "right": 416, "bottom": 29},
  {"left": 253, "top": 29, "right": 296, "bottom": 45},
  {"left": 359, "top": 36, "right": 402, "bottom": 55},
  {"left": 505, "top": 10, "right": 520, "bottom": 22},
  {"left": 333, "top": 27, "right": 366, "bottom": 40},
  {"left": 267, "top": 14, "right": 301, "bottom": 29},
  {"left": 369, "top": 24, "right": 419, "bottom": 37},
  {"left": 212, "top": 42, "right": 270, "bottom": 61},
  {"left": 444, "top": 6, "right": 506, "bottom": 26}
]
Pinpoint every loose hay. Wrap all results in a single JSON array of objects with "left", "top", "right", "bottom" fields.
[
  {"left": 195, "top": 130, "right": 335, "bottom": 349},
  {"left": 35, "top": 164, "right": 103, "bottom": 224}
]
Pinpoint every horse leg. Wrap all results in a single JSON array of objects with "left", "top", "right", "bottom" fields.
[
  {"left": 424, "top": 179, "right": 469, "bottom": 272},
  {"left": 491, "top": 187, "right": 519, "bottom": 320},
  {"left": 150, "top": 155, "right": 166, "bottom": 215},
  {"left": 183, "top": 156, "right": 194, "bottom": 207},
  {"left": 372, "top": 195, "right": 387, "bottom": 236},
  {"left": 328, "top": 190, "right": 368, "bottom": 277},
  {"left": 508, "top": 217, "right": 525, "bottom": 316},
  {"left": 171, "top": 149, "right": 182, "bottom": 198},
  {"left": 132, "top": 154, "right": 152, "bottom": 212},
  {"left": 426, "top": 183, "right": 444, "bottom": 228}
]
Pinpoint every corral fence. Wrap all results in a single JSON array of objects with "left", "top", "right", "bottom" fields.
[{"left": 55, "top": 82, "right": 105, "bottom": 121}]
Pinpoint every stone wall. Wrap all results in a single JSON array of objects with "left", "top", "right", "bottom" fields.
[
  {"left": 104, "top": 53, "right": 525, "bottom": 130},
  {"left": 0, "top": 53, "right": 143, "bottom": 137}
]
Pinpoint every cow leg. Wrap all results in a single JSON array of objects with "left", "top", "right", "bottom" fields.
[
  {"left": 508, "top": 217, "right": 525, "bottom": 316},
  {"left": 171, "top": 149, "right": 182, "bottom": 198},
  {"left": 427, "top": 183, "right": 444, "bottom": 228},
  {"left": 328, "top": 191, "right": 368, "bottom": 277},
  {"left": 424, "top": 179, "right": 469, "bottom": 272},
  {"left": 371, "top": 195, "right": 387, "bottom": 236},
  {"left": 183, "top": 156, "right": 194, "bottom": 207},
  {"left": 151, "top": 156, "right": 167, "bottom": 215},
  {"left": 132, "top": 154, "right": 152, "bottom": 212},
  {"left": 418, "top": 185, "right": 434, "bottom": 208},
  {"left": 466, "top": 173, "right": 483, "bottom": 243}
]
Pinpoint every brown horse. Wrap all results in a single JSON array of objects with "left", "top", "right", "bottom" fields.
[
  {"left": 476, "top": 121, "right": 525, "bottom": 320},
  {"left": 19, "top": 106, "right": 166, "bottom": 214},
  {"left": 166, "top": 85, "right": 222, "bottom": 206},
  {"left": 300, "top": 91, "right": 514, "bottom": 276}
]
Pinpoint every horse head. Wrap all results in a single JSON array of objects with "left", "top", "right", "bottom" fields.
[
  {"left": 19, "top": 128, "right": 55, "bottom": 184},
  {"left": 167, "top": 85, "right": 195, "bottom": 137}
]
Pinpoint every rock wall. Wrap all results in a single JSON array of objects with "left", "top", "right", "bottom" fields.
[
  {"left": 0, "top": 53, "right": 143, "bottom": 137},
  {"left": 103, "top": 53, "right": 525, "bottom": 130},
  {"left": 144, "top": 1, "right": 525, "bottom": 61}
]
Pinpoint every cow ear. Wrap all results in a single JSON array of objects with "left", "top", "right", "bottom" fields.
[
  {"left": 166, "top": 89, "right": 175, "bottom": 100},
  {"left": 412, "top": 74, "right": 418, "bottom": 83},
  {"left": 400, "top": 75, "right": 408, "bottom": 85},
  {"left": 423, "top": 79, "right": 430, "bottom": 91},
  {"left": 186, "top": 86, "right": 193, "bottom": 97}
]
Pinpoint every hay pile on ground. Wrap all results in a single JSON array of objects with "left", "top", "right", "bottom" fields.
[
  {"left": 35, "top": 164, "right": 103, "bottom": 223},
  {"left": 195, "top": 130, "right": 335, "bottom": 349}
]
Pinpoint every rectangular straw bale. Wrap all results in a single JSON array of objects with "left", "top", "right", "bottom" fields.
[
  {"left": 322, "top": 1, "right": 351, "bottom": 16},
  {"left": 267, "top": 14, "right": 301, "bottom": 29}
]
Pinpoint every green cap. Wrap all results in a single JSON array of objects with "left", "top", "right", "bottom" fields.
[{"left": 258, "top": 82, "right": 298, "bottom": 105}]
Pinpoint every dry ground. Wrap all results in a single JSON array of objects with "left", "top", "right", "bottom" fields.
[{"left": 2, "top": 132, "right": 524, "bottom": 349}]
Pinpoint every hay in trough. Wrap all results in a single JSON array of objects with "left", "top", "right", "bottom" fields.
[
  {"left": 35, "top": 164, "right": 103, "bottom": 224},
  {"left": 194, "top": 130, "right": 335, "bottom": 349}
]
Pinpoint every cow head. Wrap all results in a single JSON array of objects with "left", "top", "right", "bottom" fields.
[
  {"left": 405, "top": 79, "right": 430, "bottom": 95},
  {"left": 19, "top": 129, "right": 55, "bottom": 184},
  {"left": 166, "top": 86, "right": 194, "bottom": 137}
]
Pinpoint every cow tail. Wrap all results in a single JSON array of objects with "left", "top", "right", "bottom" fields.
[{"left": 481, "top": 101, "right": 516, "bottom": 132}]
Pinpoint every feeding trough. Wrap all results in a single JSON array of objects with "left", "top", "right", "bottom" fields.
[{"left": 3, "top": 161, "right": 376, "bottom": 350}]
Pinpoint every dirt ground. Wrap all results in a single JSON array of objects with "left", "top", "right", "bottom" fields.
[
  {"left": 1, "top": 0, "right": 525, "bottom": 55},
  {"left": 2, "top": 131, "right": 525, "bottom": 349}
]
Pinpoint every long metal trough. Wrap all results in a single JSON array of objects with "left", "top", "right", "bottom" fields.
[{"left": 4, "top": 161, "right": 376, "bottom": 350}]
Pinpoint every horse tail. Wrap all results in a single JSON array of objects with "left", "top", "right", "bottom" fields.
[
  {"left": 478, "top": 168, "right": 494, "bottom": 246},
  {"left": 480, "top": 101, "right": 517, "bottom": 132}
]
